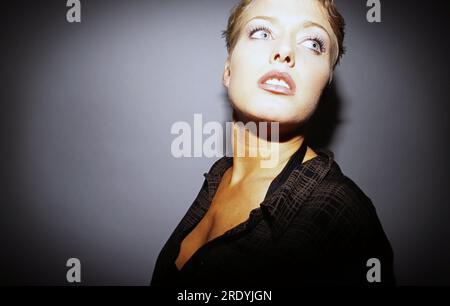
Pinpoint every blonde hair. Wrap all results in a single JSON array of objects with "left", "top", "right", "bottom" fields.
[{"left": 221, "top": 0, "right": 346, "bottom": 70}]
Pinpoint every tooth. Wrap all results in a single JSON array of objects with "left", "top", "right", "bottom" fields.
[
  {"left": 276, "top": 79, "right": 288, "bottom": 88},
  {"left": 265, "top": 78, "right": 290, "bottom": 89},
  {"left": 279, "top": 80, "right": 289, "bottom": 88}
]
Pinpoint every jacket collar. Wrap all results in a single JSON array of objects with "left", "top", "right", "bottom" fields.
[{"left": 203, "top": 147, "right": 335, "bottom": 240}]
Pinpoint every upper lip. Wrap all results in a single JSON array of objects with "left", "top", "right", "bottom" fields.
[{"left": 257, "top": 70, "right": 297, "bottom": 95}]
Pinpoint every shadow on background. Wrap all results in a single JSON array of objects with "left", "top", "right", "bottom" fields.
[{"left": 305, "top": 79, "right": 343, "bottom": 151}]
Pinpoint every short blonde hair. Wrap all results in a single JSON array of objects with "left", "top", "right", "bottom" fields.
[{"left": 221, "top": 0, "right": 346, "bottom": 70}]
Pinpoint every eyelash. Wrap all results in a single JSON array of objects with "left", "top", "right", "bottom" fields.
[
  {"left": 305, "top": 34, "right": 326, "bottom": 53},
  {"left": 248, "top": 26, "right": 326, "bottom": 53},
  {"left": 248, "top": 25, "right": 272, "bottom": 38}
]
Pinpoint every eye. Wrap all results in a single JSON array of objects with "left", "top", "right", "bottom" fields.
[
  {"left": 301, "top": 37, "right": 325, "bottom": 53},
  {"left": 249, "top": 26, "right": 272, "bottom": 40}
]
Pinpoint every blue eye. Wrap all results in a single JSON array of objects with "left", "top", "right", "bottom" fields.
[
  {"left": 301, "top": 36, "right": 326, "bottom": 53},
  {"left": 249, "top": 26, "right": 272, "bottom": 40}
]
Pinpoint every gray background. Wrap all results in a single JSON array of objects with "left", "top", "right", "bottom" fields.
[{"left": 1, "top": 0, "right": 449, "bottom": 285}]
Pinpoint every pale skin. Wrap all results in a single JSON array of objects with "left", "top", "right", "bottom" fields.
[{"left": 175, "top": 0, "right": 336, "bottom": 271}]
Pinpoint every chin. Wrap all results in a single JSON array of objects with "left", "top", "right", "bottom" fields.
[
  {"left": 236, "top": 106, "right": 300, "bottom": 124},
  {"left": 230, "top": 92, "right": 314, "bottom": 124}
]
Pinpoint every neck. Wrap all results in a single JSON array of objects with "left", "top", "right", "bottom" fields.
[{"left": 228, "top": 120, "right": 306, "bottom": 186}]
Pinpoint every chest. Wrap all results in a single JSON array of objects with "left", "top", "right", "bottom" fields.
[
  {"left": 175, "top": 178, "right": 272, "bottom": 270},
  {"left": 205, "top": 184, "right": 266, "bottom": 240}
]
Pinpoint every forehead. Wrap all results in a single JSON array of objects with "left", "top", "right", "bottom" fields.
[{"left": 242, "top": 0, "right": 332, "bottom": 33}]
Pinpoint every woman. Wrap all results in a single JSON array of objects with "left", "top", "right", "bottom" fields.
[{"left": 151, "top": 0, "right": 395, "bottom": 287}]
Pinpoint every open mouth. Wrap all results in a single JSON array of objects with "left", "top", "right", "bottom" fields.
[{"left": 257, "top": 70, "right": 296, "bottom": 96}]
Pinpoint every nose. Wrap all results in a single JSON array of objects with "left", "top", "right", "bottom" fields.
[{"left": 271, "top": 44, "right": 295, "bottom": 68}]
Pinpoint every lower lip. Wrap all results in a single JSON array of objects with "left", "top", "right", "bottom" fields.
[{"left": 258, "top": 83, "right": 295, "bottom": 96}]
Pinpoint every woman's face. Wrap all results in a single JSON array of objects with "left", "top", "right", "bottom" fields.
[{"left": 223, "top": 0, "right": 335, "bottom": 126}]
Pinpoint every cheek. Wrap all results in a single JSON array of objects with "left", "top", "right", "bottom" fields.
[
  {"left": 229, "top": 41, "right": 272, "bottom": 84},
  {"left": 228, "top": 53, "right": 256, "bottom": 95},
  {"left": 296, "top": 55, "right": 330, "bottom": 94}
]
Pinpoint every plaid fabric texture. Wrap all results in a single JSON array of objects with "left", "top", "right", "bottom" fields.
[{"left": 151, "top": 145, "right": 395, "bottom": 287}]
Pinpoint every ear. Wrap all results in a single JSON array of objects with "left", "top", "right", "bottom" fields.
[{"left": 222, "top": 58, "right": 231, "bottom": 88}]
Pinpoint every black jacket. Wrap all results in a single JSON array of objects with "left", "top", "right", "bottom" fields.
[{"left": 151, "top": 144, "right": 395, "bottom": 287}]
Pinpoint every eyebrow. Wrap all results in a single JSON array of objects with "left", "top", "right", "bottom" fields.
[{"left": 246, "top": 16, "right": 331, "bottom": 40}]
